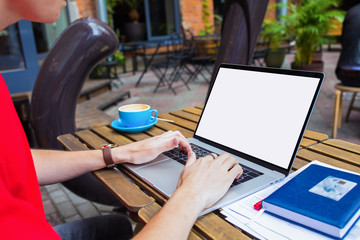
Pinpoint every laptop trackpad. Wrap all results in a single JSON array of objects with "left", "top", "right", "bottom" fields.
[{"left": 135, "top": 160, "right": 183, "bottom": 197}]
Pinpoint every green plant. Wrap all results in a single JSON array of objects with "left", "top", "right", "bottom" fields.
[
  {"left": 261, "top": 19, "right": 287, "bottom": 50},
  {"left": 281, "top": 0, "right": 345, "bottom": 66},
  {"left": 91, "top": 50, "right": 125, "bottom": 79},
  {"left": 113, "top": 50, "right": 125, "bottom": 63},
  {"left": 202, "top": 0, "right": 213, "bottom": 35}
]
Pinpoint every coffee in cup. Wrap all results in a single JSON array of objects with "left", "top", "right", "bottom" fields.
[{"left": 118, "top": 104, "right": 158, "bottom": 127}]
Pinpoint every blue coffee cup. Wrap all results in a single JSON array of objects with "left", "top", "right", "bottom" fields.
[{"left": 118, "top": 104, "right": 158, "bottom": 127}]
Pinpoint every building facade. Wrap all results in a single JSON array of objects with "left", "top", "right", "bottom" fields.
[
  {"left": 73, "top": 0, "right": 216, "bottom": 36},
  {"left": 0, "top": 0, "right": 277, "bottom": 93}
]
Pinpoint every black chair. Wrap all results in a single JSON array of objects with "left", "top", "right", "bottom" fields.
[
  {"left": 30, "top": 18, "right": 124, "bottom": 207},
  {"left": 152, "top": 32, "right": 191, "bottom": 95},
  {"left": 90, "top": 56, "right": 125, "bottom": 84},
  {"left": 332, "top": 2, "right": 360, "bottom": 138},
  {"left": 184, "top": 31, "right": 220, "bottom": 84}
]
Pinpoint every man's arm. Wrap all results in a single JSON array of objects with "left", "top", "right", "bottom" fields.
[
  {"left": 32, "top": 131, "right": 193, "bottom": 185},
  {"left": 133, "top": 152, "right": 243, "bottom": 240}
]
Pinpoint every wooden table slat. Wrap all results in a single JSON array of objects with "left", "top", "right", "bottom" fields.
[
  {"left": 303, "top": 130, "right": 328, "bottom": 142},
  {"left": 144, "top": 126, "right": 166, "bottom": 137},
  {"left": 121, "top": 132, "right": 152, "bottom": 142},
  {"left": 92, "top": 126, "right": 134, "bottom": 146},
  {"left": 57, "top": 134, "right": 89, "bottom": 151},
  {"left": 169, "top": 110, "right": 200, "bottom": 123},
  {"left": 182, "top": 107, "right": 202, "bottom": 116},
  {"left": 195, "top": 212, "right": 252, "bottom": 240},
  {"left": 93, "top": 169, "right": 154, "bottom": 212},
  {"left": 323, "top": 139, "right": 360, "bottom": 155},
  {"left": 291, "top": 157, "right": 311, "bottom": 171},
  {"left": 138, "top": 203, "right": 203, "bottom": 240},
  {"left": 297, "top": 148, "right": 360, "bottom": 173},
  {"left": 74, "top": 130, "right": 110, "bottom": 149},
  {"left": 300, "top": 138, "right": 318, "bottom": 149},
  {"left": 309, "top": 143, "right": 360, "bottom": 167},
  {"left": 155, "top": 120, "right": 194, "bottom": 138},
  {"left": 158, "top": 113, "right": 197, "bottom": 131}
]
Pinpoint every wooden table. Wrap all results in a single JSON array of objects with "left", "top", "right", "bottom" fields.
[{"left": 58, "top": 106, "right": 360, "bottom": 239}]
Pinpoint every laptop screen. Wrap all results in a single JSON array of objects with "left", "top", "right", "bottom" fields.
[{"left": 195, "top": 64, "right": 323, "bottom": 172}]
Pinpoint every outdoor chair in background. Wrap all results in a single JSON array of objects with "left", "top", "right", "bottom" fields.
[
  {"left": 251, "top": 36, "right": 268, "bottom": 66},
  {"left": 30, "top": 18, "right": 125, "bottom": 207},
  {"left": 152, "top": 32, "right": 191, "bottom": 94},
  {"left": 90, "top": 54, "right": 125, "bottom": 84},
  {"left": 332, "top": 66, "right": 360, "bottom": 138},
  {"left": 332, "top": 3, "right": 360, "bottom": 138},
  {"left": 166, "top": 29, "right": 199, "bottom": 87},
  {"left": 185, "top": 32, "right": 221, "bottom": 84}
]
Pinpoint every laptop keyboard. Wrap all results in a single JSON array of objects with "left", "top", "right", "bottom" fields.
[{"left": 163, "top": 143, "right": 264, "bottom": 186}]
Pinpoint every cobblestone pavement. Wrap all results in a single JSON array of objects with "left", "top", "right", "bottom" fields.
[
  {"left": 42, "top": 50, "right": 360, "bottom": 230},
  {"left": 41, "top": 184, "right": 118, "bottom": 226}
]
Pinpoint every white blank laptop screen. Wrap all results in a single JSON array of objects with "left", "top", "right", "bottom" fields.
[{"left": 195, "top": 67, "right": 321, "bottom": 169}]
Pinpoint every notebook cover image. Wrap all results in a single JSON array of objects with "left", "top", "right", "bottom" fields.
[{"left": 262, "top": 164, "right": 360, "bottom": 237}]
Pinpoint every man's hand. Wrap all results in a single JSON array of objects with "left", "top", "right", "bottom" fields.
[
  {"left": 133, "top": 152, "right": 243, "bottom": 240},
  {"left": 176, "top": 152, "right": 243, "bottom": 211},
  {"left": 112, "top": 131, "right": 193, "bottom": 165}
]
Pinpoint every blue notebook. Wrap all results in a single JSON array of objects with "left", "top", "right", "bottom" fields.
[{"left": 262, "top": 164, "right": 360, "bottom": 238}]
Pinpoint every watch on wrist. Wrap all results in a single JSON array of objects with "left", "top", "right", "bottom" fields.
[{"left": 100, "top": 144, "right": 118, "bottom": 168}]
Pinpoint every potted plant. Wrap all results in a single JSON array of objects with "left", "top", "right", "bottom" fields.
[
  {"left": 261, "top": 19, "right": 288, "bottom": 68},
  {"left": 107, "top": 0, "right": 145, "bottom": 41},
  {"left": 281, "top": 0, "right": 345, "bottom": 71}
]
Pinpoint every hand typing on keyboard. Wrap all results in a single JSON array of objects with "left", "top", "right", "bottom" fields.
[
  {"left": 133, "top": 136, "right": 243, "bottom": 239},
  {"left": 175, "top": 151, "right": 243, "bottom": 210},
  {"left": 113, "top": 130, "right": 194, "bottom": 165},
  {"left": 164, "top": 144, "right": 259, "bottom": 186}
]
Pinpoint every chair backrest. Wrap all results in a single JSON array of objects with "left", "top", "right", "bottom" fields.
[
  {"left": 336, "top": 3, "right": 360, "bottom": 78},
  {"left": 30, "top": 18, "right": 119, "bottom": 149},
  {"left": 210, "top": 0, "right": 269, "bottom": 84},
  {"left": 181, "top": 29, "right": 198, "bottom": 57},
  {"left": 169, "top": 32, "right": 184, "bottom": 56}
]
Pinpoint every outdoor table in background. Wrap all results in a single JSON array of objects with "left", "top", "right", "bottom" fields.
[
  {"left": 57, "top": 106, "right": 360, "bottom": 239},
  {"left": 122, "top": 40, "right": 164, "bottom": 87},
  {"left": 193, "top": 34, "right": 221, "bottom": 61}
]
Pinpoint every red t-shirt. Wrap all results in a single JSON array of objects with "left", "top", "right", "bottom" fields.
[{"left": 0, "top": 74, "right": 60, "bottom": 239}]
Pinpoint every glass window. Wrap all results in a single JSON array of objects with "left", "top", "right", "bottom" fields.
[
  {"left": 0, "top": 21, "right": 39, "bottom": 94},
  {"left": 213, "top": 0, "right": 225, "bottom": 34},
  {"left": 0, "top": 25, "right": 26, "bottom": 71},
  {"left": 148, "top": 0, "right": 176, "bottom": 37},
  {"left": 144, "top": 0, "right": 180, "bottom": 40},
  {"left": 32, "top": 8, "right": 69, "bottom": 54},
  {"left": 112, "top": 0, "right": 180, "bottom": 42}
]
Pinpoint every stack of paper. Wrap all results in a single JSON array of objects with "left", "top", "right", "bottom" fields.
[{"left": 221, "top": 161, "right": 360, "bottom": 240}]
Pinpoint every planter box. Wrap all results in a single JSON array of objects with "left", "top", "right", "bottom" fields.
[
  {"left": 264, "top": 48, "right": 286, "bottom": 68},
  {"left": 291, "top": 60, "right": 324, "bottom": 72}
]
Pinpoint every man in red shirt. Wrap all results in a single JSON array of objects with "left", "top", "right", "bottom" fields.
[{"left": 0, "top": 0, "right": 242, "bottom": 239}]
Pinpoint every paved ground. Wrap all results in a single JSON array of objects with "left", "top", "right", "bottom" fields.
[{"left": 42, "top": 50, "right": 360, "bottom": 231}]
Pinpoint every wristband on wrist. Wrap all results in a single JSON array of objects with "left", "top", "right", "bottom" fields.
[{"left": 100, "top": 144, "right": 118, "bottom": 168}]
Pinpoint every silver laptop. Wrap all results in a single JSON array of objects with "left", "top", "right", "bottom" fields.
[{"left": 119, "top": 64, "right": 324, "bottom": 215}]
